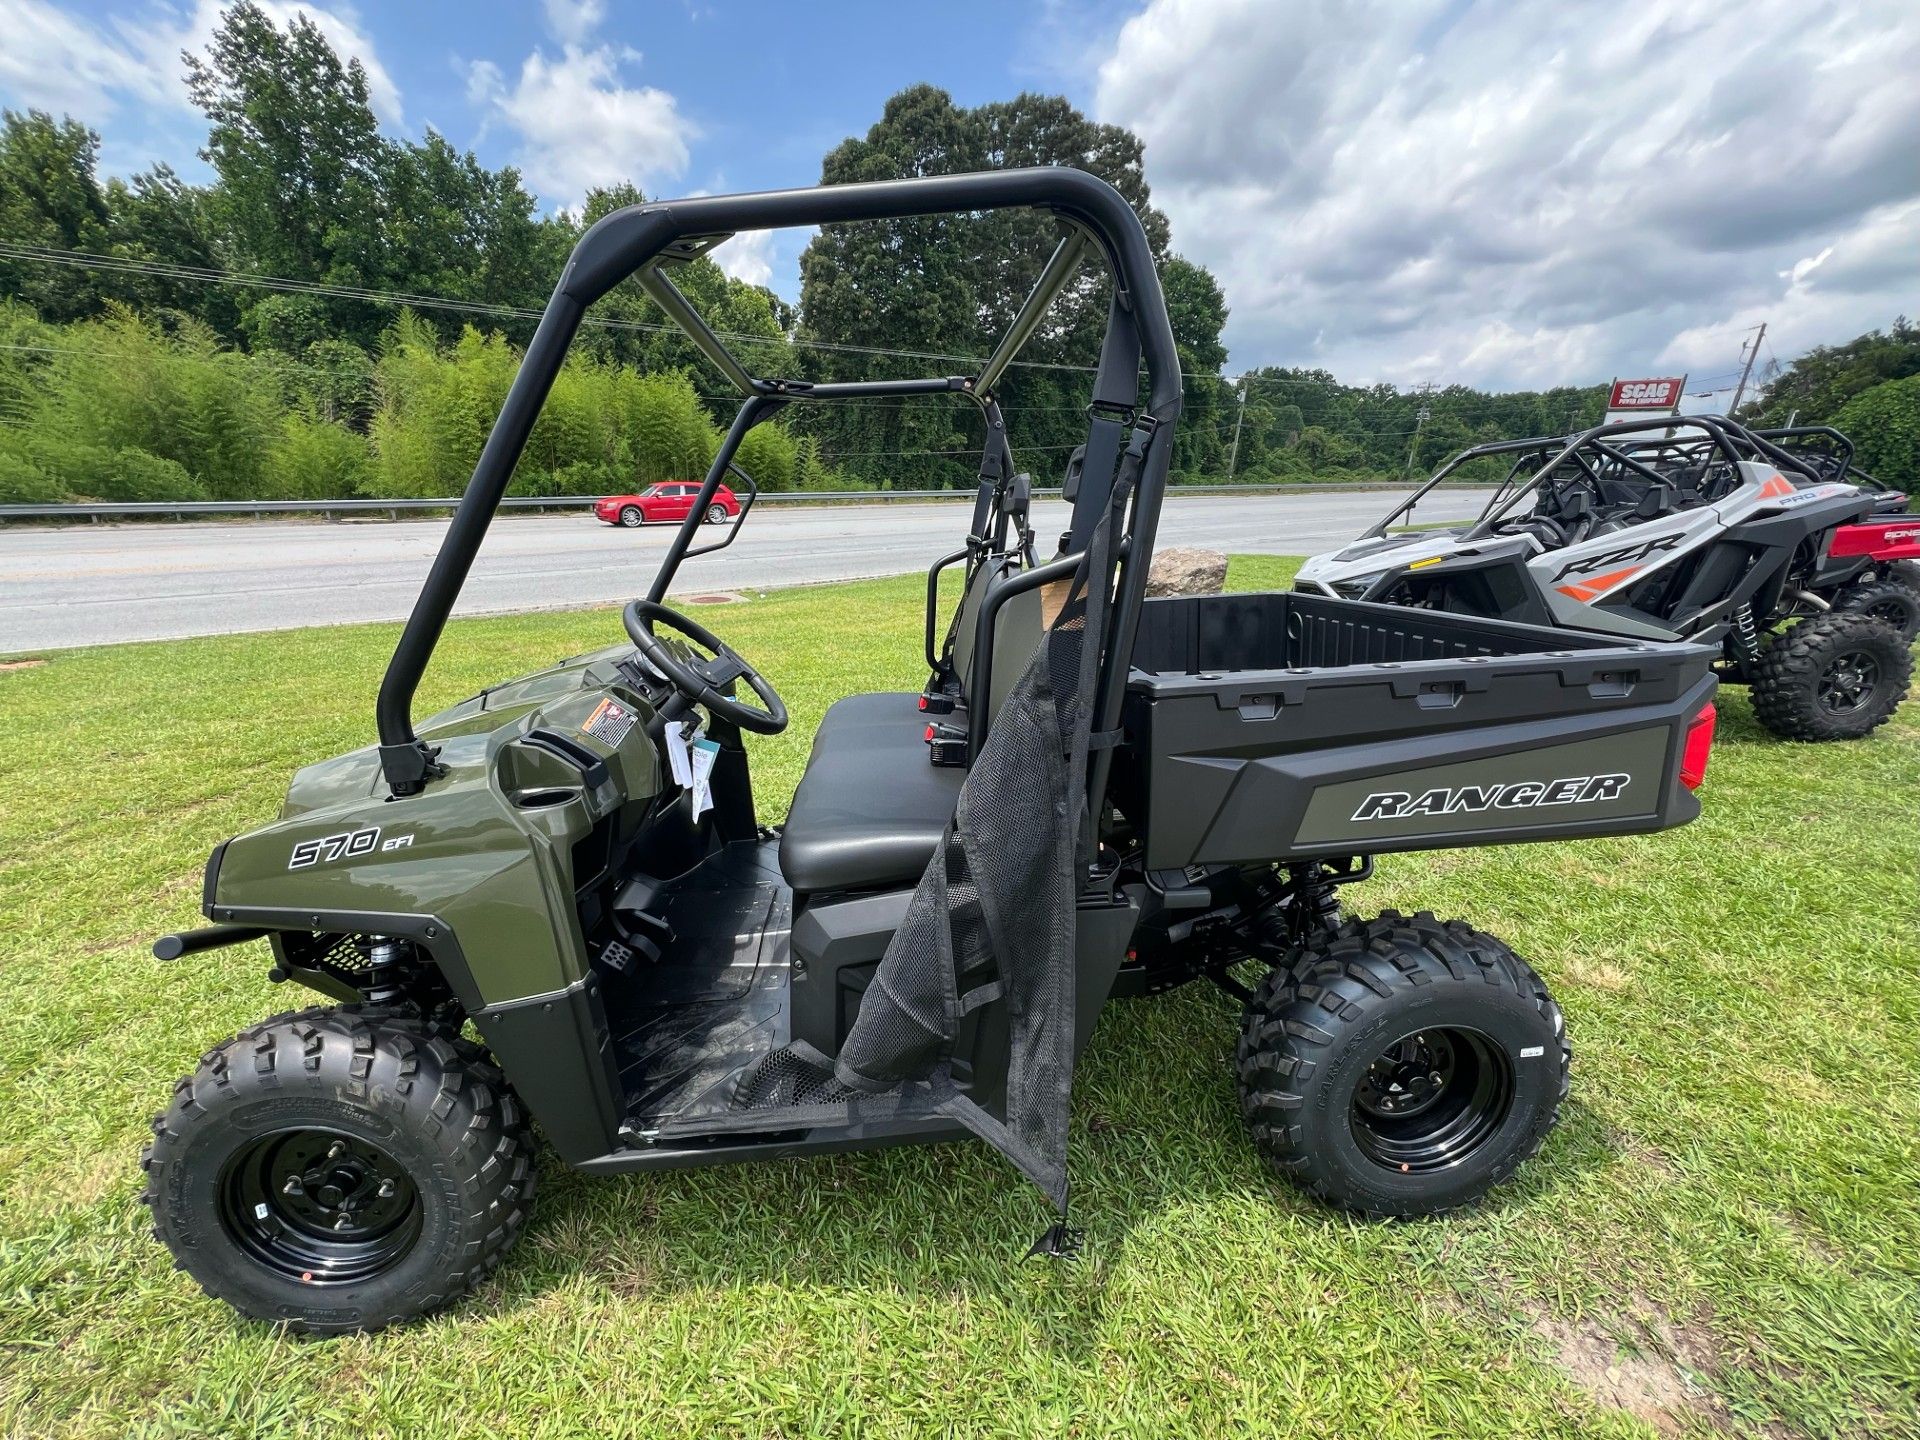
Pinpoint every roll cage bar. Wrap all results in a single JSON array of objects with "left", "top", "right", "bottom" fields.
[
  {"left": 1455, "top": 415, "right": 1825, "bottom": 541},
  {"left": 1366, "top": 415, "right": 1832, "bottom": 546},
  {"left": 374, "top": 168, "right": 1182, "bottom": 798}
]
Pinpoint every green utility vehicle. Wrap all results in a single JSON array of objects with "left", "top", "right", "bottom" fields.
[{"left": 145, "top": 170, "right": 1721, "bottom": 1334}]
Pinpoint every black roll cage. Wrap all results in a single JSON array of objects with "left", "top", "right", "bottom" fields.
[
  {"left": 1459, "top": 415, "right": 1823, "bottom": 539},
  {"left": 374, "top": 167, "right": 1183, "bottom": 798},
  {"left": 1366, "top": 415, "right": 1834, "bottom": 545}
]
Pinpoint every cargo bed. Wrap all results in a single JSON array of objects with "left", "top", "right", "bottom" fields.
[{"left": 1117, "top": 592, "right": 1719, "bottom": 868}]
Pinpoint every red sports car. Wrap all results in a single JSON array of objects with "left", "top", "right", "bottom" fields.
[{"left": 594, "top": 482, "right": 739, "bottom": 528}]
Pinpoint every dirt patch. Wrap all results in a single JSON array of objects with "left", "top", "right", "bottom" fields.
[
  {"left": 685, "top": 592, "right": 747, "bottom": 605},
  {"left": 0, "top": 657, "right": 48, "bottom": 671},
  {"left": 1774, "top": 1209, "right": 1846, "bottom": 1267},
  {"left": 1563, "top": 955, "right": 1630, "bottom": 992},
  {"left": 1606, "top": 1127, "right": 1680, "bottom": 1180},
  {"left": 1528, "top": 1298, "right": 1732, "bottom": 1437}
]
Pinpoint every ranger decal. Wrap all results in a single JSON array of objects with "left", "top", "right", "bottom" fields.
[{"left": 1351, "top": 773, "right": 1632, "bottom": 822}]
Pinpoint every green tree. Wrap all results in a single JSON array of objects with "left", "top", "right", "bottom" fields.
[
  {"left": 1833, "top": 373, "right": 1920, "bottom": 489},
  {"left": 1746, "top": 318, "right": 1920, "bottom": 427},
  {"left": 104, "top": 164, "right": 239, "bottom": 331},
  {"left": 0, "top": 110, "right": 117, "bottom": 322},
  {"left": 184, "top": 1, "right": 389, "bottom": 341},
  {"left": 793, "top": 86, "right": 1216, "bottom": 490}
]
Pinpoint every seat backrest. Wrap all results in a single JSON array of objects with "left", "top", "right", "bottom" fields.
[{"left": 948, "top": 555, "right": 1044, "bottom": 726}]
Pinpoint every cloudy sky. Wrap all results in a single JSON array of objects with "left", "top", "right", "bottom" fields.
[{"left": 2, "top": 0, "right": 1916, "bottom": 396}]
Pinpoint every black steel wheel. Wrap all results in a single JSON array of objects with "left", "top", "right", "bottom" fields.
[
  {"left": 1238, "top": 910, "right": 1568, "bottom": 1217},
  {"left": 1349, "top": 1027, "right": 1515, "bottom": 1174},
  {"left": 1750, "top": 610, "right": 1911, "bottom": 741},
  {"left": 142, "top": 1005, "right": 535, "bottom": 1336},
  {"left": 219, "top": 1129, "right": 423, "bottom": 1285}
]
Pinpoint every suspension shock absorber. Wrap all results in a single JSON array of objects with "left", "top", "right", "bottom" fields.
[
  {"left": 357, "top": 935, "right": 411, "bottom": 1005},
  {"left": 1287, "top": 863, "right": 1347, "bottom": 945},
  {"left": 1731, "top": 602, "right": 1761, "bottom": 672}
]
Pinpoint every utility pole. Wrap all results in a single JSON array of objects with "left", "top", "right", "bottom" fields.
[
  {"left": 1404, "top": 382, "right": 1434, "bottom": 476},
  {"left": 1224, "top": 374, "right": 1249, "bottom": 480},
  {"left": 1728, "top": 321, "right": 1767, "bottom": 416}
]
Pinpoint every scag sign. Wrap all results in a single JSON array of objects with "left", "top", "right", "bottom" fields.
[{"left": 1608, "top": 377, "right": 1684, "bottom": 410}]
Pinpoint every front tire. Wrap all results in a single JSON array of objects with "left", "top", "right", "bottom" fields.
[
  {"left": 619, "top": 505, "right": 644, "bottom": 528},
  {"left": 141, "top": 1006, "right": 535, "bottom": 1335},
  {"left": 1749, "top": 610, "right": 1911, "bottom": 741},
  {"left": 1237, "top": 911, "right": 1569, "bottom": 1218}
]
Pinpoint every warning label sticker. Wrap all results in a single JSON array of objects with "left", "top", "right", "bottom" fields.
[{"left": 582, "top": 697, "right": 638, "bottom": 748}]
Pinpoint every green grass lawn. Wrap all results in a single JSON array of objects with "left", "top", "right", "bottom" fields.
[{"left": 1, "top": 558, "right": 1915, "bottom": 1439}]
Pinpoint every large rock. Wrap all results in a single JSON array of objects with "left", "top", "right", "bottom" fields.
[{"left": 1146, "top": 546, "right": 1229, "bottom": 597}]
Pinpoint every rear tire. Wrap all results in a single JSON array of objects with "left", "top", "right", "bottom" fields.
[
  {"left": 1749, "top": 611, "right": 1911, "bottom": 741},
  {"left": 619, "top": 506, "right": 643, "bottom": 528},
  {"left": 1884, "top": 560, "right": 1920, "bottom": 595},
  {"left": 1237, "top": 910, "right": 1569, "bottom": 1218},
  {"left": 706, "top": 503, "right": 728, "bottom": 524},
  {"left": 141, "top": 1005, "right": 535, "bottom": 1335},
  {"left": 1835, "top": 578, "right": 1920, "bottom": 642}
]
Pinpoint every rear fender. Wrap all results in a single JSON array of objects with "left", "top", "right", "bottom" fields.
[{"left": 1830, "top": 517, "right": 1920, "bottom": 563}]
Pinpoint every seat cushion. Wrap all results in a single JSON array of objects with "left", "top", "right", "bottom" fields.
[{"left": 779, "top": 693, "right": 964, "bottom": 894}]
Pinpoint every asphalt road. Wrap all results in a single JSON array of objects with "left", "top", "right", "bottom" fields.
[{"left": 0, "top": 490, "right": 1490, "bottom": 652}]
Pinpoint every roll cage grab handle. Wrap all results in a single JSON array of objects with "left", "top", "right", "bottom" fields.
[{"left": 374, "top": 167, "right": 1183, "bottom": 796}]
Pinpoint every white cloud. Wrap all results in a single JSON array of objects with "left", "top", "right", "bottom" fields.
[
  {"left": 542, "top": 0, "right": 606, "bottom": 45},
  {"left": 466, "top": 44, "right": 694, "bottom": 209},
  {"left": 0, "top": 0, "right": 403, "bottom": 130},
  {"left": 0, "top": 0, "right": 172, "bottom": 120},
  {"left": 1094, "top": 0, "right": 1920, "bottom": 389},
  {"left": 712, "top": 228, "right": 773, "bottom": 287}
]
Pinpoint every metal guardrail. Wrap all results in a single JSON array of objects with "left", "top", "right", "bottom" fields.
[{"left": 0, "top": 480, "right": 1444, "bottom": 524}]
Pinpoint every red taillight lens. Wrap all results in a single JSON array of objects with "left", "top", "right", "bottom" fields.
[
  {"left": 924, "top": 723, "right": 935, "bottom": 742},
  {"left": 1680, "top": 701, "right": 1716, "bottom": 791}
]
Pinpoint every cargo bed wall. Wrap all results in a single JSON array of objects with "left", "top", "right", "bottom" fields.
[{"left": 1120, "top": 593, "right": 1718, "bottom": 868}]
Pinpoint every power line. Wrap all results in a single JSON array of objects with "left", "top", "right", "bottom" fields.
[{"left": 1, "top": 240, "right": 1627, "bottom": 401}]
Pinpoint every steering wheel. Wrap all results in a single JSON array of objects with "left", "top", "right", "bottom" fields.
[{"left": 622, "top": 599, "right": 789, "bottom": 735}]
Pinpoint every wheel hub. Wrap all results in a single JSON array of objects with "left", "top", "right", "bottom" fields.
[
  {"left": 220, "top": 1128, "right": 421, "bottom": 1282},
  {"left": 1817, "top": 650, "right": 1879, "bottom": 714},
  {"left": 1354, "top": 1032, "right": 1455, "bottom": 1119},
  {"left": 1348, "top": 1025, "right": 1516, "bottom": 1174}
]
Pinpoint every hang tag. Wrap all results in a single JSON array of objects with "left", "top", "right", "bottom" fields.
[
  {"left": 663, "top": 720, "right": 694, "bottom": 787},
  {"left": 690, "top": 738, "right": 721, "bottom": 820}
]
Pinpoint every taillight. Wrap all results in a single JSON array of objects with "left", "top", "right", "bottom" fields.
[{"left": 1680, "top": 702, "right": 1716, "bottom": 791}]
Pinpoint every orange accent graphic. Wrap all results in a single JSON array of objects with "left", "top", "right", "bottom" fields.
[
  {"left": 1555, "top": 565, "right": 1642, "bottom": 603},
  {"left": 1757, "top": 474, "right": 1795, "bottom": 498}
]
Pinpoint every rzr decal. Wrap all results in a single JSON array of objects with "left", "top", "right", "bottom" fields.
[
  {"left": 1556, "top": 565, "right": 1643, "bottom": 603},
  {"left": 1351, "top": 773, "right": 1632, "bottom": 822},
  {"left": 1543, "top": 537, "right": 1681, "bottom": 587}
]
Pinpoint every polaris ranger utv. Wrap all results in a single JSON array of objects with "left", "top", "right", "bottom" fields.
[
  {"left": 1296, "top": 416, "right": 1915, "bottom": 740},
  {"left": 144, "top": 170, "right": 1722, "bottom": 1335}
]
